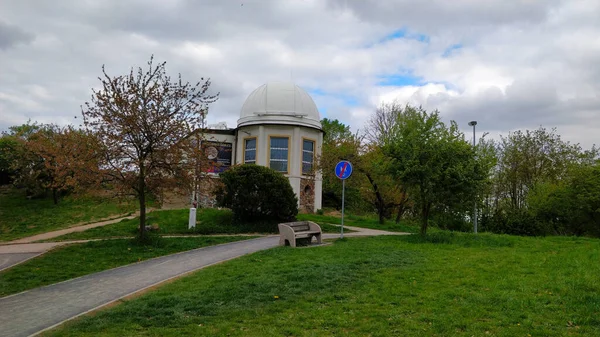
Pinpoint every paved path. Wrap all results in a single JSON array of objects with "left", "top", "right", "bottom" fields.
[{"left": 0, "top": 236, "right": 281, "bottom": 337}]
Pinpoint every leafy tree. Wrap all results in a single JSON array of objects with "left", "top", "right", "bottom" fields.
[
  {"left": 494, "top": 127, "right": 592, "bottom": 210},
  {"left": 320, "top": 116, "right": 409, "bottom": 223},
  {"left": 319, "top": 119, "right": 364, "bottom": 211},
  {"left": 216, "top": 164, "right": 298, "bottom": 225},
  {"left": 359, "top": 145, "right": 408, "bottom": 224},
  {"left": 383, "top": 105, "right": 484, "bottom": 236},
  {"left": 480, "top": 127, "right": 598, "bottom": 236},
  {"left": 321, "top": 118, "right": 353, "bottom": 145},
  {"left": 527, "top": 162, "right": 600, "bottom": 237},
  {"left": 81, "top": 55, "right": 219, "bottom": 239},
  {"left": 364, "top": 102, "right": 411, "bottom": 223},
  {"left": 26, "top": 125, "right": 100, "bottom": 204},
  {"left": 0, "top": 136, "right": 19, "bottom": 185}
]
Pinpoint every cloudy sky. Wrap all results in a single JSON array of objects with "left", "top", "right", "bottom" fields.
[{"left": 1, "top": 0, "right": 599, "bottom": 148}]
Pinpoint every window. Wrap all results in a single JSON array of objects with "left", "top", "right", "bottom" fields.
[
  {"left": 269, "top": 136, "right": 289, "bottom": 173},
  {"left": 302, "top": 139, "right": 315, "bottom": 174},
  {"left": 244, "top": 138, "right": 256, "bottom": 164}
]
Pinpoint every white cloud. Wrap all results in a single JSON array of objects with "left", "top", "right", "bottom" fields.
[{"left": 0, "top": 0, "right": 598, "bottom": 149}]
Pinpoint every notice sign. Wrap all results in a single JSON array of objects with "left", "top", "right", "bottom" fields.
[{"left": 202, "top": 141, "right": 232, "bottom": 173}]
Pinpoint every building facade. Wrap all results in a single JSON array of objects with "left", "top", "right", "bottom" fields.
[{"left": 199, "top": 82, "right": 323, "bottom": 213}]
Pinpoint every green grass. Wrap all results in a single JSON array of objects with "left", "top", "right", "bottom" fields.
[
  {"left": 0, "top": 236, "right": 255, "bottom": 297},
  {"left": 48, "top": 209, "right": 345, "bottom": 241},
  {"left": 0, "top": 189, "right": 137, "bottom": 242},
  {"left": 44, "top": 232, "right": 600, "bottom": 336},
  {"left": 298, "top": 212, "right": 419, "bottom": 233}
]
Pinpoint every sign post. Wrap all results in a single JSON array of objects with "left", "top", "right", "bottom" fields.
[{"left": 335, "top": 160, "right": 353, "bottom": 238}]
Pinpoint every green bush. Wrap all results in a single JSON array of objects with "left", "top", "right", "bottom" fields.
[
  {"left": 482, "top": 208, "right": 548, "bottom": 237},
  {"left": 216, "top": 165, "right": 298, "bottom": 227}
]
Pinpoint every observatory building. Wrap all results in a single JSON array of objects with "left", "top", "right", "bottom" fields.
[{"left": 199, "top": 82, "right": 323, "bottom": 212}]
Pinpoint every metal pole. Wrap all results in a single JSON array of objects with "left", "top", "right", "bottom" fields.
[
  {"left": 341, "top": 179, "right": 345, "bottom": 239},
  {"left": 472, "top": 124, "right": 477, "bottom": 234}
]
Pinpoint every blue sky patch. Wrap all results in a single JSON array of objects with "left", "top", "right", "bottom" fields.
[
  {"left": 378, "top": 28, "right": 430, "bottom": 44},
  {"left": 442, "top": 43, "right": 462, "bottom": 57},
  {"left": 377, "top": 74, "right": 422, "bottom": 87},
  {"left": 308, "top": 89, "right": 360, "bottom": 110}
]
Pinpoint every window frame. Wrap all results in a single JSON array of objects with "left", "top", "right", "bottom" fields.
[
  {"left": 301, "top": 137, "right": 316, "bottom": 176},
  {"left": 243, "top": 136, "right": 257, "bottom": 164},
  {"left": 267, "top": 135, "right": 291, "bottom": 174}
]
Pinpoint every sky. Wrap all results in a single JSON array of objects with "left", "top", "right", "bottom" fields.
[{"left": 1, "top": 0, "right": 599, "bottom": 149}]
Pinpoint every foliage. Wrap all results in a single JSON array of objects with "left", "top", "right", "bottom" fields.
[
  {"left": 320, "top": 116, "right": 408, "bottom": 222},
  {"left": 216, "top": 164, "right": 298, "bottom": 225},
  {"left": 25, "top": 125, "right": 99, "bottom": 204},
  {"left": 319, "top": 118, "right": 365, "bottom": 211},
  {"left": 383, "top": 105, "right": 486, "bottom": 236},
  {"left": 321, "top": 118, "right": 353, "bottom": 144},
  {"left": 46, "top": 235, "right": 600, "bottom": 336},
  {"left": 480, "top": 127, "right": 599, "bottom": 236},
  {"left": 81, "top": 55, "right": 218, "bottom": 239},
  {"left": 524, "top": 162, "right": 600, "bottom": 237},
  {"left": 0, "top": 236, "right": 255, "bottom": 297},
  {"left": 0, "top": 135, "right": 19, "bottom": 185}
]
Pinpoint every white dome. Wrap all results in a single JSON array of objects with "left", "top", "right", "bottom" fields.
[{"left": 238, "top": 82, "right": 322, "bottom": 130}]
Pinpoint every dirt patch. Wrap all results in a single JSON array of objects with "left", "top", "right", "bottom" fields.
[{"left": 325, "top": 210, "right": 341, "bottom": 217}]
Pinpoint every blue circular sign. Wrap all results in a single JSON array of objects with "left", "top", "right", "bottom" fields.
[{"left": 335, "top": 160, "right": 353, "bottom": 180}]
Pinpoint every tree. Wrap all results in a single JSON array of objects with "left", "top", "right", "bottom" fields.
[
  {"left": 0, "top": 135, "right": 19, "bottom": 185},
  {"left": 383, "top": 105, "right": 484, "bottom": 236},
  {"left": 81, "top": 55, "right": 219, "bottom": 239},
  {"left": 358, "top": 145, "right": 408, "bottom": 224},
  {"left": 319, "top": 118, "right": 364, "bottom": 210},
  {"left": 321, "top": 118, "right": 353, "bottom": 145},
  {"left": 364, "top": 102, "right": 411, "bottom": 223},
  {"left": 216, "top": 164, "right": 298, "bottom": 225},
  {"left": 26, "top": 125, "right": 100, "bottom": 204}
]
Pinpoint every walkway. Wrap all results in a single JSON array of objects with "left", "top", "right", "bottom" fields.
[{"left": 0, "top": 226, "right": 408, "bottom": 337}]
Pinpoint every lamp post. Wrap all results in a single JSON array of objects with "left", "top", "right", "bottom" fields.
[{"left": 468, "top": 121, "right": 477, "bottom": 234}]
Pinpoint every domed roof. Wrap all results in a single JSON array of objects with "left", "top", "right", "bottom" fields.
[{"left": 238, "top": 82, "right": 322, "bottom": 130}]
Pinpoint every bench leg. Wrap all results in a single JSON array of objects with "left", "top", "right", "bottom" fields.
[
  {"left": 315, "top": 233, "right": 322, "bottom": 244},
  {"left": 290, "top": 238, "right": 297, "bottom": 248}
]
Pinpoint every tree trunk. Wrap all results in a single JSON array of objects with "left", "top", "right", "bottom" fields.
[
  {"left": 420, "top": 202, "right": 431, "bottom": 237},
  {"left": 395, "top": 187, "right": 408, "bottom": 224},
  {"left": 52, "top": 188, "right": 58, "bottom": 205},
  {"left": 395, "top": 202, "right": 406, "bottom": 224},
  {"left": 138, "top": 164, "right": 146, "bottom": 239},
  {"left": 366, "top": 173, "right": 386, "bottom": 224}
]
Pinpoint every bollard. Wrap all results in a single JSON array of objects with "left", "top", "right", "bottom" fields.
[{"left": 188, "top": 208, "right": 197, "bottom": 229}]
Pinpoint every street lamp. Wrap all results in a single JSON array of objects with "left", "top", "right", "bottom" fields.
[{"left": 468, "top": 121, "right": 477, "bottom": 234}]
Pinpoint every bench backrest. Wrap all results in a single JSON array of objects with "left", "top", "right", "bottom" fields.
[{"left": 283, "top": 221, "right": 311, "bottom": 232}]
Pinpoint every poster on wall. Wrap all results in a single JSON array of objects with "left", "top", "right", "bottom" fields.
[{"left": 201, "top": 141, "right": 233, "bottom": 173}]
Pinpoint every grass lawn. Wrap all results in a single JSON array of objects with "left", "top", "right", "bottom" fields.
[
  {"left": 0, "top": 236, "right": 255, "bottom": 297},
  {"left": 0, "top": 189, "right": 137, "bottom": 242},
  {"left": 44, "top": 232, "right": 599, "bottom": 336},
  {"left": 47, "top": 209, "right": 346, "bottom": 241},
  {"left": 298, "top": 212, "right": 419, "bottom": 233}
]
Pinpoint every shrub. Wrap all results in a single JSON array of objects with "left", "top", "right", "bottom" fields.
[{"left": 216, "top": 165, "right": 298, "bottom": 225}]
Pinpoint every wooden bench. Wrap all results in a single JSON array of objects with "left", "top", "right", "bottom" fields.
[{"left": 278, "top": 221, "right": 322, "bottom": 247}]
